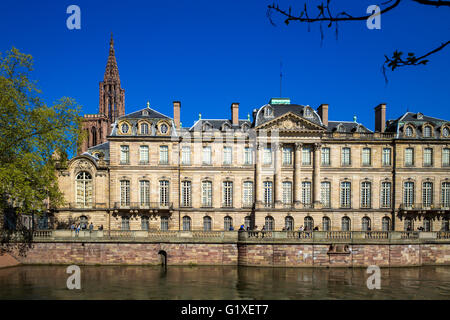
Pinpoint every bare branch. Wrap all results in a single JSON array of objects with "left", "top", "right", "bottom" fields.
[{"left": 412, "top": 0, "right": 450, "bottom": 7}]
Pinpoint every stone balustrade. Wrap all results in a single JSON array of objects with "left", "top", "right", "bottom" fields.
[{"left": 30, "top": 230, "right": 450, "bottom": 244}]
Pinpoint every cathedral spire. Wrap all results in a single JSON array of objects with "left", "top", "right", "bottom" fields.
[{"left": 104, "top": 32, "right": 120, "bottom": 84}]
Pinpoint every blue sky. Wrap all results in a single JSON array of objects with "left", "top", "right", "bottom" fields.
[{"left": 1, "top": 0, "right": 449, "bottom": 129}]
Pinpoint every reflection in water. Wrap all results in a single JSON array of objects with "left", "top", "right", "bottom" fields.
[{"left": 0, "top": 265, "right": 449, "bottom": 300}]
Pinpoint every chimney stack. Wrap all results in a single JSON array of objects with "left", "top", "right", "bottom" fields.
[
  {"left": 375, "top": 103, "right": 386, "bottom": 133},
  {"left": 231, "top": 102, "right": 239, "bottom": 126},
  {"left": 173, "top": 101, "right": 181, "bottom": 129},
  {"left": 317, "top": 104, "right": 328, "bottom": 127}
]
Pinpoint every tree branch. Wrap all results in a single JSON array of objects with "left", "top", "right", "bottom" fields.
[{"left": 412, "top": 0, "right": 450, "bottom": 7}]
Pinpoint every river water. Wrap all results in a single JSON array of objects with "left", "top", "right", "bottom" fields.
[{"left": 0, "top": 265, "right": 449, "bottom": 299}]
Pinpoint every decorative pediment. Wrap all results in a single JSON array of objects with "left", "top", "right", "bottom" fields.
[{"left": 256, "top": 112, "right": 325, "bottom": 132}]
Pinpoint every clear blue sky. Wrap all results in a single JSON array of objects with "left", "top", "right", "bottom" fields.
[{"left": 1, "top": 0, "right": 449, "bottom": 129}]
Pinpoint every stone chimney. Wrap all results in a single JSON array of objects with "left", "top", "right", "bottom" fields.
[
  {"left": 231, "top": 103, "right": 239, "bottom": 126},
  {"left": 317, "top": 104, "right": 328, "bottom": 127},
  {"left": 173, "top": 101, "right": 181, "bottom": 129},
  {"left": 375, "top": 103, "right": 386, "bottom": 133}
]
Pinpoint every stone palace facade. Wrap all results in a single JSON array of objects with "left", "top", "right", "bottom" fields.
[{"left": 52, "top": 37, "right": 450, "bottom": 232}]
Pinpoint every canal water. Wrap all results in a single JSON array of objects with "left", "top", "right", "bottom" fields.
[{"left": 0, "top": 265, "right": 449, "bottom": 299}]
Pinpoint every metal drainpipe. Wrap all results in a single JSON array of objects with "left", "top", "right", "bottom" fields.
[{"left": 392, "top": 139, "right": 397, "bottom": 231}]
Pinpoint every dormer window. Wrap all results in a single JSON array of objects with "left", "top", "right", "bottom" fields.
[
  {"left": 405, "top": 126, "right": 413, "bottom": 137},
  {"left": 417, "top": 113, "right": 423, "bottom": 120},
  {"left": 423, "top": 125, "right": 432, "bottom": 138},
  {"left": 443, "top": 127, "right": 450, "bottom": 137},
  {"left": 303, "top": 107, "right": 312, "bottom": 118},
  {"left": 121, "top": 123, "right": 129, "bottom": 134},
  {"left": 202, "top": 123, "right": 211, "bottom": 131},
  {"left": 241, "top": 123, "right": 249, "bottom": 132},
  {"left": 140, "top": 123, "right": 149, "bottom": 135},
  {"left": 142, "top": 110, "right": 149, "bottom": 116},
  {"left": 160, "top": 123, "right": 168, "bottom": 134},
  {"left": 264, "top": 106, "right": 273, "bottom": 118},
  {"left": 337, "top": 124, "right": 345, "bottom": 133},
  {"left": 221, "top": 122, "right": 231, "bottom": 131}
]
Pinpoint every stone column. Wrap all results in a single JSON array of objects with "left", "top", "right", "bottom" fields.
[
  {"left": 274, "top": 143, "right": 282, "bottom": 208},
  {"left": 294, "top": 142, "right": 302, "bottom": 208},
  {"left": 313, "top": 143, "right": 322, "bottom": 208}
]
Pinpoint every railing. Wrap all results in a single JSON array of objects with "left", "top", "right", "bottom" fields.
[
  {"left": 113, "top": 202, "right": 173, "bottom": 210},
  {"left": 401, "top": 231, "right": 419, "bottom": 239},
  {"left": 29, "top": 230, "right": 450, "bottom": 242},
  {"left": 399, "top": 203, "right": 450, "bottom": 210},
  {"left": 324, "top": 132, "right": 396, "bottom": 140}
]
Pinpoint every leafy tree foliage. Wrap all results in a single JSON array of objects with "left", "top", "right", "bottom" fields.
[{"left": 0, "top": 47, "right": 82, "bottom": 234}]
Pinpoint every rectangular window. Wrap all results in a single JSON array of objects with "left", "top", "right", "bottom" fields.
[
  {"left": 362, "top": 148, "right": 371, "bottom": 166},
  {"left": 302, "top": 181, "right": 312, "bottom": 206},
  {"left": 282, "top": 146, "right": 293, "bottom": 165},
  {"left": 360, "top": 182, "right": 371, "bottom": 208},
  {"left": 181, "top": 181, "right": 192, "bottom": 207},
  {"left": 140, "top": 146, "right": 149, "bottom": 164},
  {"left": 423, "top": 148, "right": 433, "bottom": 166},
  {"left": 140, "top": 180, "right": 150, "bottom": 206},
  {"left": 321, "top": 148, "right": 330, "bottom": 165},
  {"left": 223, "top": 146, "right": 232, "bottom": 165},
  {"left": 282, "top": 182, "right": 292, "bottom": 204},
  {"left": 203, "top": 146, "right": 212, "bottom": 165},
  {"left": 340, "top": 182, "right": 351, "bottom": 208},
  {"left": 244, "top": 147, "right": 253, "bottom": 165},
  {"left": 422, "top": 182, "right": 433, "bottom": 207},
  {"left": 342, "top": 148, "right": 351, "bottom": 166},
  {"left": 263, "top": 181, "right": 273, "bottom": 207},
  {"left": 403, "top": 182, "right": 414, "bottom": 207},
  {"left": 302, "top": 147, "right": 312, "bottom": 165},
  {"left": 182, "top": 146, "right": 191, "bottom": 165},
  {"left": 159, "top": 180, "right": 169, "bottom": 207},
  {"left": 243, "top": 181, "right": 253, "bottom": 208},
  {"left": 443, "top": 148, "right": 450, "bottom": 167},
  {"left": 223, "top": 181, "right": 233, "bottom": 207},
  {"left": 381, "top": 182, "right": 391, "bottom": 208},
  {"left": 161, "top": 217, "right": 169, "bottom": 231},
  {"left": 382, "top": 148, "right": 391, "bottom": 166},
  {"left": 405, "top": 148, "right": 414, "bottom": 166},
  {"left": 263, "top": 147, "right": 272, "bottom": 165},
  {"left": 159, "top": 145, "right": 169, "bottom": 164},
  {"left": 320, "top": 182, "right": 331, "bottom": 208},
  {"left": 120, "top": 145, "right": 129, "bottom": 164},
  {"left": 442, "top": 182, "right": 450, "bottom": 207},
  {"left": 201, "top": 181, "right": 212, "bottom": 207},
  {"left": 120, "top": 180, "right": 130, "bottom": 206}
]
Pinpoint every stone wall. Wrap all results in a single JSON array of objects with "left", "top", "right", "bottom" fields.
[{"left": 11, "top": 241, "right": 450, "bottom": 267}]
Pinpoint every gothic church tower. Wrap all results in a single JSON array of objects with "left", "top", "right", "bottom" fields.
[{"left": 80, "top": 34, "right": 125, "bottom": 153}]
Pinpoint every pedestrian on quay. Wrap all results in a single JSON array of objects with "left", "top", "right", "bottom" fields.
[{"left": 89, "top": 222, "right": 94, "bottom": 232}]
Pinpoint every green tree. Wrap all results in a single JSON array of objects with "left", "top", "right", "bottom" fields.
[{"left": 0, "top": 47, "right": 82, "bottom": 244}]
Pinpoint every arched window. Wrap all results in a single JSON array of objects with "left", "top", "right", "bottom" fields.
[
  {"left": 224, "top": 216, "right": 233, "bottom": 231},
  {"left": 182, "top": 216, "right": 191, "bottom": 231},
  {"left": 76, "top": 171, "right": 93, "bottom": 208},
  {"left": 160, "top": 216, "right": 169, "bottom": 231},
  {"left": 203, "top": 216, "right": 212, "bottom": 231},
  {"left": 442, "top": 218, "right": 449, "bottom": 232},
  {"left": 423, "top": 217, "right": 432, "bottom": 232},
  {"left": 303, "top": 107, "right": 312, "bottom": 118},
  {"left": 121, "top": 216, "right": 130, "bottom": 231},
  {"left": 244, "top": 216, "right": 252, "bottom": 230},
  {"left": 382, "top": 217, "right": 391, "bottom": 231},
  {"left": 342, "top": 216, "right": 351, "bottom": 231},
  {"left": 285, "top": 216, "right": 294, "bottom": 231},
  {"left": 405, "top": 126, "right": 413, "bottom": 137},
  {"left": 264, "top": 106, "right": 273, "bottom": 118},
  {"left": 80, "top": 215, "right": 88, "bottom": 230},
  {"left": 141, "top": 216, "right": 149, "bottom": 231},
  {"left": 443, "top": 127, "right": 450, "bottom": 137},
  {"left": 140, "top": 122, "right": 149, "bottom": 135},
  {"left": 404, "top": 217, "right": 414, "bottom": 231},
  {"left": 423, "top": 126, "right": 432, "bottom": 138},
  {"left": 322, "top": 216, "right": 330, "bottom": 231},
  {"left": 265, "top": 216, "right": 274, "bottom": 231},
  {"left": 91, "top": 127, "right": 97, "bottom": 146},
  {"left": 304, "top": 216, "right": 314, "bottom": 231},
  {"left": 362, "top": 217, "right": 371, "bottom": 231}
]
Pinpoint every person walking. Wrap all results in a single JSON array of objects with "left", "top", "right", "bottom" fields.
[{"left": 89, "top": 222, "right": 94, "bottom": 232}]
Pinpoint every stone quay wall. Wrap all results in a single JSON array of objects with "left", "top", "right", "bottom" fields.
[{"left": 11, "top": 241, "right": 450, "bottom": 268}]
